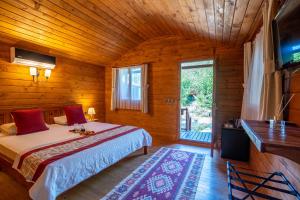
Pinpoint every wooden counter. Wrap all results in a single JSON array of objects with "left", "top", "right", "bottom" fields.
[{"left": 241, "top": 120, "right": 300, "bottom": 164}]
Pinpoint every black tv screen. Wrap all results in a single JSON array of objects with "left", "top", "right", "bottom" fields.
[{"left": 272, "top": 0, "right": 300, "bottom": 70}]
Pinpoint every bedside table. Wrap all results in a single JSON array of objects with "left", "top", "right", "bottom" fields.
[{"left": 221, "top": 127, "right": 250, "bottom": 161}]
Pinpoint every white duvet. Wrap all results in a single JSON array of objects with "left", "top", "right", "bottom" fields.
[{"left": 0, "top": 122, "right": 152, "bottom": 200}]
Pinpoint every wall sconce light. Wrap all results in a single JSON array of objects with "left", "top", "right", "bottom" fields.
[
  {"left": 45, "top": 69, "right": 51, "bottom": 79},
  {"left": 30, "top": 67, "right": 39, "bottom": 82},
  {"left": 30, "top": 67, "right": 37, "bottom": 76},
  {"left": 29, "top": 67, "right": 52, "bottom": 82},
  {"left": 87, "top": 107, "right": 96, "bottom": 121}
]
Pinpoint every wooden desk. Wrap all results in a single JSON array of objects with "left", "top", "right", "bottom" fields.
[{"left": 241, "top": 120, "right": 300, "bottom": 164}]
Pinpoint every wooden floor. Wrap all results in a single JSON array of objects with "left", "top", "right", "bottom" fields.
[
  {"left": 0, "top": 141, "right": 247, "bottom": 200},
  {"left": 180, "top": 130, "right": 212, "bottom": 143}
]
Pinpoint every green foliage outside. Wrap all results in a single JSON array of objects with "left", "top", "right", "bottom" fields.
[{"left": 181, "top": 67, "right": 213, "bottom": 113}]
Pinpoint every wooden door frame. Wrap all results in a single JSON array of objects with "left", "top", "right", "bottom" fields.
[
  {"left": 176, "top": 58, "right": 216, "bottom": 152},
  {"left": 211, "top": 56, "right": 217, "bottom": 157}
]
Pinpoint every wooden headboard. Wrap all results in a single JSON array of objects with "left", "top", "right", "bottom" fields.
[{"left": 0, "top": 107, "right": 65, "bottom": 125}]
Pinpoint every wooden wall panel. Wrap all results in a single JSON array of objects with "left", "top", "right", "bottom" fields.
[
  {"left": 0, "top": 42, "right": 105, "bottom": 121},
  {"left": 105, "top": 36, "right": 243, "bottom": 141},
  {"left": 288, "top": 70, "right": 300, "bottom": 125}
]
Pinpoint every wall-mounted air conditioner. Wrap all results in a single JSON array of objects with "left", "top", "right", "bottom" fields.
[{"left": 10, "top": 47, "right": 56, "bottom": 69}]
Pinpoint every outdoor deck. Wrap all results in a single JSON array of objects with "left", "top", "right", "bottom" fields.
[
  {"left": 180, "top": 129, "right": 212, "bottom": 143},
  {"left": 180, "top": 107, "right": 212, "bottom": 143}
]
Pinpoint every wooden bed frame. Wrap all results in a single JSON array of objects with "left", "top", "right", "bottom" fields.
[
  {"left": 0, "top": 107, "right": 65, "bottom": 125},
  {"left": 0, "top": 107, "right": 148, "bottom": 191},
  {"left": 0, "top": 152, "right": 33, "bottom": 189},
  {"left": 0, "top": 107, "right": 66, "bottom": 189}
]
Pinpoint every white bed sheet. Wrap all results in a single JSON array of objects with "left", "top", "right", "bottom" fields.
[
  {"left": 0, "top": 122, "right": 152, "bottom": 200},
  {"left": 0, "top": 122, "right": 118, "bottom": 160}
]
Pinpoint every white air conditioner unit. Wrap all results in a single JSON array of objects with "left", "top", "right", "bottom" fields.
[{"left": 10, "top": 47, "right": 56, "bottom": 69}]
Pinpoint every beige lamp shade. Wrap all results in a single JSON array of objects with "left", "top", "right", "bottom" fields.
[
  {"left": 88, "top": 107, "right": 96, "bottom": 115},
  {"left": 45, "top": 69, "right": 51, "bottom": 78},
  {"left": 30, "top": 67, "right": 37, "bottom": 76}
]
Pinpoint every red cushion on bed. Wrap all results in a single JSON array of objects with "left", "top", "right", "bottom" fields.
[
  {"left": 64, "top": 105, "right": 87, "bottom": 126},
  {"left": 11, "top": 109, "right": 49, "bottom": 135}
]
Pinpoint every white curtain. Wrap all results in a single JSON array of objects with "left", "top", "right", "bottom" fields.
[
  {"left": 242, "top": 29, "right": 264, "bottom": 120},
  {"left": 111, "top": 68, "right": 118, "bottom": 111},
  {"left": 241, "top": 42, "right": 252, "bottom": 118},
  {"left": 241, "top": 0, "right": 282, "bottom": 120},
  {"left": 259, "top": 0, "right": 282, "bottom": 120},
  {"left": 111, "top": 65, "right": 148, "bottom": 112}
]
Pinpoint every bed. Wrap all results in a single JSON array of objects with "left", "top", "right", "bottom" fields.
[{"left": 0, "top": 109, "right": 152, "bottom": 200}]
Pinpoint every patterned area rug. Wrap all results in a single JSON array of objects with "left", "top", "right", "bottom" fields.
[{"left": 102, "top": 147, "right": 205, "bottom": 200}]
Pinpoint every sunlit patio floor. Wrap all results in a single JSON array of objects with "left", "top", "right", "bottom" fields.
[{"left": 180, "top": 129, "right": 211, "bottom": 143}]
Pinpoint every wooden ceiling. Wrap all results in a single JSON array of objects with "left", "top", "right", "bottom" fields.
[{"left": 0, "top": 0, "right": 264, "bottom": 65}]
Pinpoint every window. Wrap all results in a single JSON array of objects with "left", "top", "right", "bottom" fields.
[
  {"left": 111, "top": 64, "right": 148, "bottom": 112},
  {"left": 118, "top": 66, "right": 142, "bottom": 102}
]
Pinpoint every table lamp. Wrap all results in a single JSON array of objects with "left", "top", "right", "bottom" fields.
[{"left": 88, "top": 107, "right": 96, "bottom": 121}]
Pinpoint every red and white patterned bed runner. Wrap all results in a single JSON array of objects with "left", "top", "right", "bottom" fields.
[{"left": 15, "top": 125, "right": 140, "bottom": 182}]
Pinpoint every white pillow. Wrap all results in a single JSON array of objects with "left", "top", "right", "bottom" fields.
[
  {"left": 0, "top": 123, "right": 17, "bottom": 135},
  {"left": 0, "top": 123, "right": 51, "bottom": 135},
  {"left": 0, "top": 133, "right": 7, "bottom": 137},
  {"left": 54, "top": 115, "right": 67, "bottom": 125}
]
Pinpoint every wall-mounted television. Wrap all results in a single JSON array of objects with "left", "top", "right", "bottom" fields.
[{"left": 272, "top": 0, "right": 300, "bottom": 70}]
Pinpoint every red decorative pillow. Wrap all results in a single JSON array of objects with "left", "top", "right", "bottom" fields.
[
  {"left": 64, "top": 105, "right": 87, "bottom": 126},
  {"left": 11, "top": 109, "right": 49, "bottom": 135}
]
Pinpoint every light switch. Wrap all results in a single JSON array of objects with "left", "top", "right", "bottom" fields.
[{"left": 165, "top": 98, "right": 175, "bottom": 104}]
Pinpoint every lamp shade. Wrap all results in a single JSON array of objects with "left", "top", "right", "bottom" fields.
[
  {"left": 45, "top": 69, "right": 51, "bottom": 78},
  {"left": 88, "top": 107, "right": 96, "bottom": 115},
  {"left": 30, "top": 67, "right": 37, "bottom": 76}
]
